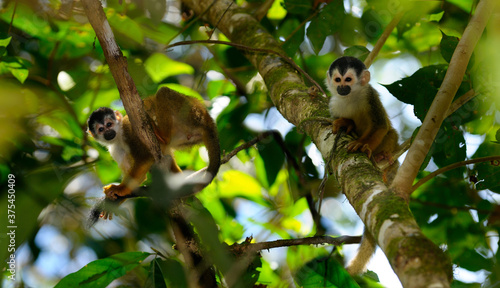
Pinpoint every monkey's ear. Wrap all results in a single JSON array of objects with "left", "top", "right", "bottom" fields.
[
  {"left": 360, "top": 70, "right": 371, "bottom": 86},
  {"left": 325, "top": 74, "right": 332, "bottom": 88},
  {"left": 114, "top": 111, "right": 123, "bottom": 121}
]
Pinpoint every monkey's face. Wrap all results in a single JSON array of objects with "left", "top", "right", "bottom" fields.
[
  {"left": 325, "top": 56, "right": 371, "bottom": 98},
  {"left": 326, "top": 68, "right": 370, "bottom": 97},
  {"left": 88, "top": 108, "right": 123, "bottom": 145}
]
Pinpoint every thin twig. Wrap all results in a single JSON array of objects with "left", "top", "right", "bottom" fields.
[
  {"left": 8, "top": 1, "right": 18, "bottom": 35},
  {"left": 231, "top": 235, "right": 362, "bottom": 255},
  {"left": 412, "top": 199, "right": 492, "bottom": 214},
  {"left": 412, "top": 156, "right": 500, "bottom": 192},
  {"left": 283, "top": 9, "right": 320, "bottom": 43},
  {"left": 208, "top": 1, "right": 233, "bottom": 40},
  {"left": 166, "top": 0, "right": 218, "bottom": 45},
  {"left": 364, "top": 10, "right": 406, "bottom": 68},
  {"left": 447, "top": 89, "right": 476, "bottom": 116},
  {"left": 166, "top": 39, "right": 327, "bottom": 96}
]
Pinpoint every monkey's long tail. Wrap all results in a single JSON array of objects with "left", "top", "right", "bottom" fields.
[
  {"left": 346, "top": 229, "right": 376, "bottom": 275},
  {"left": 204, "top": 122, "right": 221, "bottom": 181}
]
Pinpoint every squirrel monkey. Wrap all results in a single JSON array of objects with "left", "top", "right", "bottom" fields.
[
  {"left": 326, "top": 56, "right": 398, "bottom": 164},
  {"left": 87, "top": 87, "right": 221, "bottom": 216},
  {"left": 325, "top": 56, "right": 399, "bottom": 275}
]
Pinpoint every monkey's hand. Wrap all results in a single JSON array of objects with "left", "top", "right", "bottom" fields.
[
  {"left": 346, "top": 141, "right": 373, "bottom": 158},
  {"left": 332, "top": 118, "right": 355, "bottom": 134},
  {"left": 103, "top": 184, "right": 132, "bottom": 200}
]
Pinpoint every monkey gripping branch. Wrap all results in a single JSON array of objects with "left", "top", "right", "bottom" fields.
[{"left": 181, "top": 0, "right": 454, "bottom": 287}]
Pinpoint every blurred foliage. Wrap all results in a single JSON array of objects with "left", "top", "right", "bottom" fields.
[{"left": 0, "top": 0, "right": 499, "bottom": 287}]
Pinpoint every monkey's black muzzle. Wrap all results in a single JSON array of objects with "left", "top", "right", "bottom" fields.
[
  {"left": 337, "top": 86, "right": 351, "bottom": 96},
  {"left": 104, "top": 130, "right": 116, "bottom": 141}
]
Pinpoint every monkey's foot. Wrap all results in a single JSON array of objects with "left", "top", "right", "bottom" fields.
[
  {"left": 347, "top": 141, "right": 373, "bottom": 158},
  {"left": 100, "top": 210, "right": 113, "bottom": 220},
  {"left": 103, "top": 184, "right": 131, "bottom": 200},
  {"left": 374, "top": 151, "right": 394, "bottom": 165},
  {"left": 332, "top": 118, "right": 355, "bottom": 134}
]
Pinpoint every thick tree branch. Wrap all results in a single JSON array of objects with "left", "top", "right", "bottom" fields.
[
  {"left": 392, "top": 0, "right": 496, "bottom": 198},
  {"left": 82, "top": 0, "right": 162, "bottom": 162},
  {"left": 181, "top": 0, "right": 452, "bottom": 286}
]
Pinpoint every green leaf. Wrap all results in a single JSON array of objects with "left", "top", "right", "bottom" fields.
[
  {"left": 431, "top": 123, "right": 467, "bottom": 178},
  {"left": 343, "top": 46, "right": 370, "bottom": 61},
  {"left": 268, "top": 0, "right": 287, "bottom": 20},
  {"left": 157, "top": 258, "right": 188, "bottom": 287},
  {"left": 440, "top": 31, "right": 460, "bottom": 63},
  {"left": 384, "top": 65, "right": 448, "bottom": 122},
  {"left": 135, "top": 17, "right": 179, "bottom": 45},
  {"left": 0, "top": 57, "right": 30, "bottom": 83},
  {"left": 294, "top": 257, "right": 360, "bottom": 288},
  {"left": 206, "top": 80, "right": 236, "bottom": 99},
  {"left": 145, "top": 53, "right": 194, "bottom": 83},
  {"left": 473, "top": 142, "right": 500, "bottom": 193},
  {"left": 396, "top": 2, "right": 441, "bottom": 38},
  {"left": 0, "top": 37, "right": 12, "bottom": 47},
  {"left": 455, "top": 249, "right": 493, "bottom": 272},
  {"left": 280, "top": 18, "right": 305, "bottom": 57},
  {"left": 360, "top": 8, "right": 385, "bottom": 41},
  {"left": 160, "top": 83, "right": 202, "bottom": 100},
  {"left": 440, "top": 31, "right": 475, "bottom": 69},
  {"left": 258, "top": 137, "right": 285, "bottom": 187},
  {"left": 55, "top": 252, "right": 151, "bottom": 288},
  {"left": 283, "top": 0, "right": 312, "bottom": 16},
  {"left": 107, "top": 9, "right": 144, "bottom": 45},
  {"left": 446, "top": 0, "right": 473, "bottom": 12},
  {"left": 218, "top": 170, "right": 265, "bottom": 202},
  {"left": 10, "top": 66, "right": 29, "bottom": 84},
  {"left": 429, "top": 11, "right": 445, "bottom": 22},
  {"left": 145, "top": 258, "right": 167, "bottom": 288},
  {"left": 216, "top": 98, "right": 252, "bottom": 150},
  {"left": 306, "top": 1, "right": 345, "bottom": 54}
]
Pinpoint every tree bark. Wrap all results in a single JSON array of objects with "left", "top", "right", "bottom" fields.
[
  {"left": 181, "top": 0, "right": 453, "bottom": 286},
  {"left": 82, "top": 0, "right": 162, "bottom": 162}
]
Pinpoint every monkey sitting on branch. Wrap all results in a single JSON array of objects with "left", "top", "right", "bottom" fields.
[
  {"left": 325, "top": 56, "right": 400, "bottom": 275},
  {"left": 87, "top": 87, "right": 221, "bottom": 222}
]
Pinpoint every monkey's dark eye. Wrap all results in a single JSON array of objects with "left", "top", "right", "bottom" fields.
[
  {"left": 334, "top": 77, "right": 341, "bottom": 83},
  {"left": 345, "top": 77, "right": 352, "bottom": 82},
  {"left": 106, "top": 122, "right": 112, "bottom": 127},
  {"left": 98, "top": 127, "right": 104, "bottom": 132}
]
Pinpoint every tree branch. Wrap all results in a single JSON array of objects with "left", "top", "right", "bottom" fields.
[
  {"left": 82, "top": 0, "right": 162, "bottom": 162},
  {"left": 166, "top": 39, "right": 327, "bottom": 96},
  {"left": 364, "top": 9, "right": 405, "bottom": 68},
  {"left": 412, "top": 156, "right": 500, "bottom": 192},
  {"left": 230, "top": 235, "right": 362, "bottom": 254},
  {"left": 392, "top": 0, "right": 496, "bottom": 198}
]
